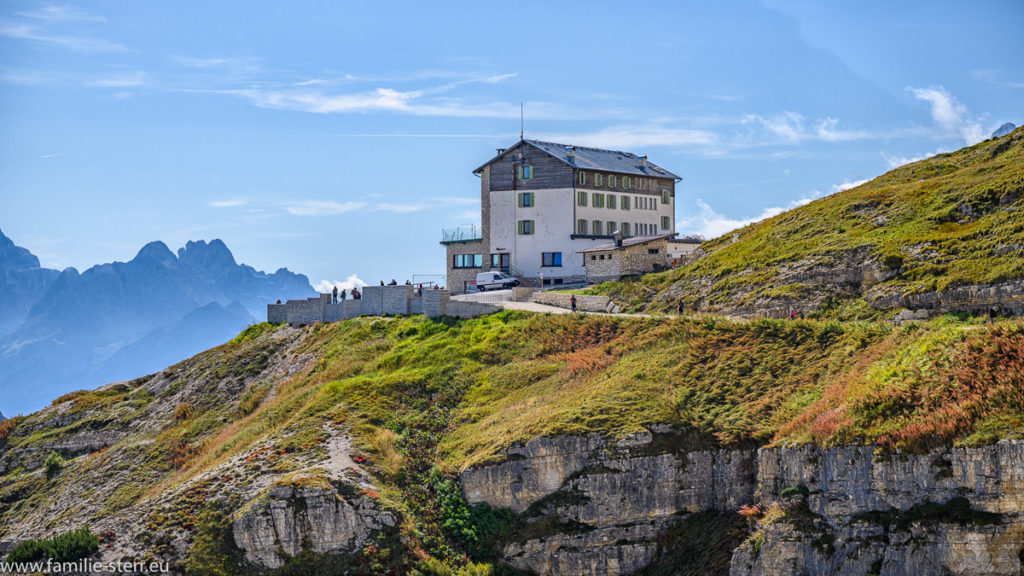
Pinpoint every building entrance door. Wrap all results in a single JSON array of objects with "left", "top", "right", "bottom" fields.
[{"left": 491, "top": 253, "right": 510, "bottom": 274}]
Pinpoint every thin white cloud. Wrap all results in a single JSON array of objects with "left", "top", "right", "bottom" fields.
[
  {"left": 830, "top": 178, "right": 869, "bottom": 193},
  {"left": 282, "top": 200, "right": 367, "bottom": 216},
  {"left": 210, "top": 73, "right": 523, "bottom": 118},
  {"left": 209, "top": 199, "right": 248, "bottom": 208},
  {"left": 314, "top": 274, "right": 368, "bottom": 294},
  {"left": 538, "top": 124, "right": 717, "bottom": 149},
  {"left": 41, "top": 152, "right": 64, "bottom": 159},
  {"left": 679, "top": 196, "right": 817, "bottom": 239},
  {"left": 89, "top": 71, "right": 145, "bottom": 88},
  {"left": 375, "top": 203, "right": 423, "bottom": 213},
  {"left": 881, "top": 148, "right": 949, "bottom": 169},
  {"left": 743, "top": 112, "right": 870, "bottom": 145},
  {"left": 908, "top": 86, "right": 985, "bottom": 145},
  {"left": 18, "top": 5, "right": 105, "bottom": 22},
  {"left": 0, "top": 22, "right": 126, "bottom": 52}
]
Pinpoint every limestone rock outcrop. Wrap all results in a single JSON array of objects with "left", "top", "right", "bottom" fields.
[
  {"left": 232, "top": 484, "right": 396, "bottom": 569},
  {"left": 462, "top": 431, "right": 1024, "bottom": 576}
]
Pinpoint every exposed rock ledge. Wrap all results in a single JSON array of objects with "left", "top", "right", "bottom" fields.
[
  {"left": 461, "top": 432, "right": 1024, "bottom": 576},
  {"left": 232, "top": 484, "right": 396, "bottom": 569}
]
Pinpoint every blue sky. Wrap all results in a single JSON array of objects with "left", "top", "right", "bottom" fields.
[{"left": 1, "top": 1, "right": 1021, "bottom": 291}]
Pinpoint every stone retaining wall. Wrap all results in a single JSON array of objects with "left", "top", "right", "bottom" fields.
[{"left": 532, "top": 292, "right": 612, "bottom": 312}]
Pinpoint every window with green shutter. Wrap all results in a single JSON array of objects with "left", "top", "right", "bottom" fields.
[
  {"left": 662, "top": 189, "right": 670, "bottom": 204},
  {"left": 518, "top": 220, "right": 534, "bottom": 235},
  {"left": 578, "top": 172, "right": 586, "bottom": 185},
  {"left": 518, "top": 192, "right": 534, "bottom": 207},
  {"left": 595, "top": 173, "right": 603, "bottom": 187},
  {"left": 609, "top": 175, "right": 617, "bottom": 188},
  {"left": 592, "top": 220, "right": 603, "bottom": 235},
  {"left": 607, "top": 221, "right": 616, "bottom": 234},
  {"left": 607, "top": 194, "right": 616, "bottom": 210},
  {"left": 577, "top": 191, "right": 587, "bottom": 207},
  {"left": 621, "top": 195, "right": 630, "bottom": 210},
  {"left": 661, "top": 216, "right": 670, "bottom": 230},
  {"left": 592, "top": 192, "right": 604, "bottom": 208},
  {"left": 624, "top": 176, "right": 631, "bottom": 189},
  {"left": 622, "top": 222, "right": 631, "bottom": 237},
  {"left": 518, "top": 165, "right": 533, "bottom": 180},
  {"left": 577, "top": 219, "right": 588, "bottom": 234}
]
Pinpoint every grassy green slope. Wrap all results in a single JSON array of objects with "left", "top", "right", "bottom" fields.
[
  {"left": 2, "top": 313, "right": 1022, "bottom": 572},
  {"left": 587, "top": 128, "right": 1024, "bottom": 317}
]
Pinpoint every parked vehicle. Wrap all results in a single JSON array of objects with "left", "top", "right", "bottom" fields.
[{"left": 475, "top": 271, "right": 520, "bottom": 291}]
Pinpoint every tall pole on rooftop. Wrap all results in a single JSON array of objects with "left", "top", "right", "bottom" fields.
[{"left": 520, "top": 102, "right": 524, "bottom": 141}]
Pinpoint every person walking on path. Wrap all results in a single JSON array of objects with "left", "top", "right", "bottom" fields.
[
  {"left": 332, "top": 285, "right": 338, "bottom": 303},
  {"left": 677, "top": 299, "right": 685, "bottom": 315},
  {"left": 570, "top": 295, "right": 578, "bottom": 313},
  {"left": 989, "top": 307, "right": 998, "bottom": 325},
  {"left": 340, "top": 289, "right": 346, "bottom": 301}
]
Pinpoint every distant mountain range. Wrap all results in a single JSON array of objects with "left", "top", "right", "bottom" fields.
[
  {"left": 993, "top": 122, "right": 1017, "bottom": 138},
  {"left": 0, "top": 230, "right": 315, "bottom": 415}
]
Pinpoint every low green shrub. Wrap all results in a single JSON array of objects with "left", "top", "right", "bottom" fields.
[
  {"left": 7, "top": 528, "right": 99, "bottom": 563},
  {"left": 44, "top": 451, "right": 64, "bottom": 478}
]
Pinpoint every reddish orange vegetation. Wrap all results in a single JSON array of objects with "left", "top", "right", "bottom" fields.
[
  {"left": 0, "top": 416, "right": 22, "bottom": 441},
  {"left": 778, "top": 326, "right": 1024, "bottom": 450}
]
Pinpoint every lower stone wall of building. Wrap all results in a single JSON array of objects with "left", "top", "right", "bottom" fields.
[
  {"left": 382, "top": 285, "right": 411, "bottom": 315},
  {"left": 424, "top": 290, "right": 450, "bottom": 317},
  {"left": 361, "top": 286, "right": 384, "bottom": 315},
  {"left": 444, "top": 301, "right": 501, "bottom": 318},
  {"left": 532, "top": 292, "right": 612, "bottom": 313},
  {"left": 342, "top": 299, "right": 363, "bottom": 319},
  {"left": 324, "top": 302, "right": 344, "bottom": 322},
  {"left": 267, "top": 304, "right": 287, "bottom": 323},
  {"left": 285, "top": 298, "right": 324, "bottom": 325}
]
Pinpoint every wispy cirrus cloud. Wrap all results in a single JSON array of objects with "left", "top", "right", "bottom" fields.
[
  {"left": 537, "top": 124, "right": 717, "bottom": 149},
  {"left": 742, "top": 112, "right": 870, "bottom": 144},
  {"left": 679, "top": 196, "right": 818, "bottom": 239},
  {"left": 881, "top": 148, "right": 950, "bottom": 169},
  {"left": 88, "top": 71, "right": 145, "bottom": 88},
  {"left": 0, "top": 21, "right": 126, "bottom": 52},
  {"left": 908, "top": 86, "right": 985, "bottom": 145},
  {"left": 18, "top": 5, "right": 106, "bottom": 22},
  {"left": 282, "top": 200, "right": 367, "bottom": 216},
  {"left": 206, "top": 73, "right": 524, "bottom": 118}
]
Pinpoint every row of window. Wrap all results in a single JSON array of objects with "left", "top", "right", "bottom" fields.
[
  {"left": 513, "top": 165, "right": 669, "bottom": 199},
  {"left": 453, "top": 254, "right": 483, "bottom": 269},
  {"left": 453, "top": 252, "right": 563, "bottom": 268},
  {"left": 576, "top": 191, "right": 670, "bottom": 210},
  {"left": 575, "top": 217, "right": 671, "bottom": 236},
  {"left": 577, "top": 172, "right": 664, "bottom": 193}
]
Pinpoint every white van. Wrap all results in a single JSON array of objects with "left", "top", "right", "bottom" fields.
[{"left": 475, "top": 271, "right": 520, "bottom": 291}]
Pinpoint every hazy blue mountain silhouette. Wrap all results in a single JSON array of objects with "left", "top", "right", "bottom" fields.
[
  {"left": 992, "top": 122, "right": 1016, "bottom": 138},
  {"left": 0, "top": 229, "right": 61, "bottom": 338},
  {"left": 0, "top": 237, "right": 314, "bottom": 414},
  {"left": 95, "top": 301, "right": 256, "bottom": 385}
]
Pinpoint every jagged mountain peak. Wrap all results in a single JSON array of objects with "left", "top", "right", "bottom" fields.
[
  {"left": 178, "top": 238, "right": 237, "bottom": 270},
  {"left": 993, "top": 122, "right": 1017, "bottom": 138},
  {"left": 0, "top": 228, "right": 43, "bottom": 272},
  {"left": 132, "top": 240, "right": 176, "bottom": 264}
]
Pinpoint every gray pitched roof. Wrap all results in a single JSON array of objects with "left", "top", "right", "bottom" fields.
[
  {"left": 474, "top": 139, "right": 682, "bottom": 180},
  {"left": 577, "top": 233, "right": 677, "bottom": 253}
]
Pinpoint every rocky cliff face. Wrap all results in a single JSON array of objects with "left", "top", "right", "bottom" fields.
[
  {"left": 233, "top": 484, "right": 396, "bottom": 569},
  {"left": 731, "top": 442, "right": 1024, "bottom": 576},
  {"left": 461, "top": 429, "right": 756, "bottom": 575},
  {"left": 461, "top": 431, "right": 1024, "bottom": 576}
]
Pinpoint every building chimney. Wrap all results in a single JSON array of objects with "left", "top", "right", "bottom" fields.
[
  {"left": 613, "top": 230, "right": 622, "bottom": 247},
  {"left": 566, "top": 146, "right": 576, "bottom": 163},
  {"left": 639, "top": 155, "right": 648, "bottom": 170}
]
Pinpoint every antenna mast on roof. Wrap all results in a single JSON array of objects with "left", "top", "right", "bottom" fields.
[{"left": 520, "top": 102, "right": 524, "bottom": 141}]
